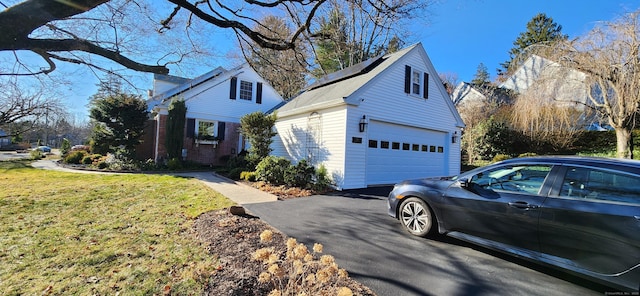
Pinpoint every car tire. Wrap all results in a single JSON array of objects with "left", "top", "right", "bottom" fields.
[{"left": 399, "top": 197, "right": 434, "bottom": 237}]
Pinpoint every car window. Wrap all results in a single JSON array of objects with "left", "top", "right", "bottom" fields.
[
  {"left": 469, "top": 165, "right": 552, "bottom": 194},
  {"left": 560, "top": 166, "right": 640, "bottom": 205}
]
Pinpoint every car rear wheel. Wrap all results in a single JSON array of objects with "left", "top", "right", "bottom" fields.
[{"left": 399, "top": 197, "right": 434, "bottom": 237}]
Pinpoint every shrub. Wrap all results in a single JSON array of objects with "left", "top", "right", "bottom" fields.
[
  {"left": 255, "top": 156, "right": 291, "bottom": 185},
  {"left": 167, "top": 158, "right": 183, "bottom": 170},
  {"left": 240, "top": 171, "right": 257, "bottom": 182},
  {"left": 284, "top": 159, "right": 315, "bottom": 188},
  {"left": 29, "top": 149, "right": 44, "bottom": 160},
  {"left": 96, "top": 161, "right": 108, "bottom": 169},
  {"left": 313, "top": 164, "right": 333, "bottom": 191},
  {"left": 228, "top": 167, "right": 245, "bottom": 180},
  {"left": 518, "top": 152, "right": 538, "bottom": 158},
  {"left": 227, "top": 152, "right": 250, "bottom": 172},
  {"left": 492, "top": 154, "right": 511, "bottom": 162},
  {"left": 60, "top": 138, "right": 71, "bottom": 157},
  {"left": 254, "top": 230, "right": 352, "bottom": 296},
  {"left": 64, "top": 151, "right": 88, "bottom": 164}
]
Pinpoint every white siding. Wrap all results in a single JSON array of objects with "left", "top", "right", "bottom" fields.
[
  {"left": 179, "top": 66, "right": 282, "bottom": 123},
  {"left": 272, "top": 107, "right": 349, "bottom": 189},
  {"left": 347, "top": 48, "right": 462, "bottom": 179}
]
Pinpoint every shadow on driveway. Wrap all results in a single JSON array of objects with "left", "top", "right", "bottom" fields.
[{"left": 326, "top": 186, "right": 393, "bottom": 199}]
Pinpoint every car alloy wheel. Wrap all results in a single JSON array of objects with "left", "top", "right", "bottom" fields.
[{"left": 400, "top": 197, "right": 432, "bottom": 237}]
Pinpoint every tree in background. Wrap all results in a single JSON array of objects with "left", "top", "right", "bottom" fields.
[
  {"left": 438, "top": 72, "right": 459, "bottom": 96},
  {"left": 89, "top": 93, "right": 148, "bottom": 158},
  {"left": 239, "top": 111, "right": 278, "bottom": 167},
  {"left": 0, "top": 79, "right": 64, "bottom": 141},
  {"left": 165, "top": 98, "right": 187, "bottom": 160},
  {"left": 498, "top": 13, "right": 567, "bottom": 78},
  {"left": 544, "top": 9, "right": 640, "bottom": 158},
  {"left": 239, "top": 16, "right": 309, "bottom": 100},
  {"left": 308, "top": 0, "right": 431, "bottom": 76},
  {"left": 471, "top": 63, "right": 491, "bottom": 86}
]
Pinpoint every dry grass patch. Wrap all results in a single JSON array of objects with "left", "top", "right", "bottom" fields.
[{"left": 0, "top": 160, "right": 234, "bottom": 295}]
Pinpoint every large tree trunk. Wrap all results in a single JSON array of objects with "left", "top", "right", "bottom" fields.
[{"left": 614, "top": 127, "right": 633, "bottom": 159}]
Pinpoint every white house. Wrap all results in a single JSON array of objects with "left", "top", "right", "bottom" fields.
[
  {"left": 145, "top": 63, "right": 284, "bottom": 165},
  {"left": 271, "top": 43, "right": 465, "bottom": 190},
  {"left": 499, "top": 54, "right": 589, "bottom": 107}
]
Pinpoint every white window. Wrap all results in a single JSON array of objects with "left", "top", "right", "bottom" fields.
[
  {"left": 412, "top": 70, "right": 421, "bottom": 95},
  {"left": 240, "top": 80, "right": 253, "bottom": 100},
  {"left": 197, "top": 120, "right": 217, "bottom": 140}
]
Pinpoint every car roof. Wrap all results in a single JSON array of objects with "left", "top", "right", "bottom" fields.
[{"left": 498, "top": 156, "right": 640, "bottom": 174}]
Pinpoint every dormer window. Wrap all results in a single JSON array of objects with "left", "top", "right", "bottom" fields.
[{"left": 240, "top": 80, "right": 253, "bottom": 100}]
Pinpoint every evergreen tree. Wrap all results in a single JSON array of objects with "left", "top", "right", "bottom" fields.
[
  {"left": 165, "top": 98, "right": 187, "bottom": 160},
  {"left": 498, "top": 13, "right": 567, "bottom": 77},
  {"left": 471, "top": 63, "right": 491, "bottom": 86},
  {"left": 89, "top": 93, "right": 148, "bottom": 159},
  {"left": 239, "top": 111, "right": 277, "bottom": 167}
]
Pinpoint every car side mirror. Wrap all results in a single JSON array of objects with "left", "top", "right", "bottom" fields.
[{"left": 458, "top": 178, "right": 469, "bottom": 189}]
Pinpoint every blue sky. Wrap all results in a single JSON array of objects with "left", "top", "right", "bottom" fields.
[{"left": 420, "top": 0, "right": 639, "bottom": 83}]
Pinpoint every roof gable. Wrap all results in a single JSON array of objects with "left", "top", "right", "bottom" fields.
[
  {"left": 276, "top": 44, "right": 418, "bottom": 114},
  {"left": 276, "top": 43, "right": 465, "bottom": 128}
]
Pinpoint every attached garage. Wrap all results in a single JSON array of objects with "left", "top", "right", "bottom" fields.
[
  {"left": 271, "top": 43, "right": 465, "bottom": 190},
  {"left": 366, "top": 120, "right": 448, "bottom": 185}
]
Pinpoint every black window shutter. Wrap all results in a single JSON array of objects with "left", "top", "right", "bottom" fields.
[
  {"left": 217, "top": 122, "right": 226, "bottom": 140},
  {"left": 229, "top": 77, "right": 237, "bottom": 100},
  {"left": 404, "top": 65, "right": 411, "bottom": 94},
  {"left": 423, "top": 72, "right": 429, "bottom": 99},
  {"left": 256, "top": 82, "right": 263, "bottom": 104},
  {"left": 186, "top": 118, "right": 195, "bottom": 138}
]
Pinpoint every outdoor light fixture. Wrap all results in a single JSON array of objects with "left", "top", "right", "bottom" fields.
[
  {"left": 452, "top": 131, "right": 458, "bottom": 143},
  {"left": 359, "top": 115, "right": 368, "bottom": 132}
]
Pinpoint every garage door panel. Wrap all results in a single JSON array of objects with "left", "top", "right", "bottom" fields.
[{"left": 366, "top": 121, "right": 447, "bottom": 185}]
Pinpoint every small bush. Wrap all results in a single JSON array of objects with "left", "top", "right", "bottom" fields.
[
  {"left": 167, "top": 158, "right": 183, "bottom": 170},
  {"left": 518, "top": 152, "right": 538, "bottom": 158},
  {"left": 240, "top": 171, "right": 257, "bottom": 182},
  {"left": 313, "top": 164, "right": 333, "bottom": 191},
  {"left": 64, "top": 151, "right": 88, "bottom": 164},
  {"left": 228, "top": 167, "right": 244, "bottom": 180},
  {"left": 284, "top": 159, "right": 315, "bottom": 188},
  {"left": 60, "top": 138, "right": 71, "bottom": 157},
  {"left": 255, "top": 156, "right": 291, "bottom": 185},
  {"left": 29, "top": 149, "right": 44, "bottom": 160},
  {"left": 254, "top": 230, "right": 352, "bottom": 296},
  {"left": 96, "top": 161, "right": 108, "bottom": 169},
  {"left": 492, "top": 154, "right": 511, "bottom": 162}
]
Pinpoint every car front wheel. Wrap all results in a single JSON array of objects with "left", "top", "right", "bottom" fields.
[{"left": 399, "top": 197, "right": 434, "bottom": 237}]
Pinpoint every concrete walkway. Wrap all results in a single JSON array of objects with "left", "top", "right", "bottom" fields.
[{"left": 31, "top": 159, "right": 278, "bottom": 205}]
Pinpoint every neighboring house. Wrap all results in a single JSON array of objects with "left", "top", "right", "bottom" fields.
[
  {"left": 0, "top": 130, "right": 10, "bottom": 147},
  {"left": 499, "top": 54, "right": 589, "bottom": 108},
  {"left": 451, "top": 82, "right": 512, "bottom": 108},
  {"left": 453, "top": 55, "right": 604, "bottom": 129},
  {"left": 145, "top": 63, "right": 284, "bottom": 165},
  {"left": 271, "top": 43, "right": 465, "bottom": 190}
]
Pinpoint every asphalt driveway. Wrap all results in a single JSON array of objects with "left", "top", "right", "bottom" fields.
[{"left": 245, "top": 188, "right": 610, "bottom": 296}]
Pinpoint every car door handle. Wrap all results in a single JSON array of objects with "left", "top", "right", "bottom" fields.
[{"left": 508, "top": 201, "right": 538, "bottom": 209}]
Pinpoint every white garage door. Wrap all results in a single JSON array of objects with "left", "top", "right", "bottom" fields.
[{"left": 366, "top": 121, "right": 447, "bottom": 185}]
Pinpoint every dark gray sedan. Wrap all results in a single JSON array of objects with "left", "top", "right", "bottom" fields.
[{"left": 388, "top": 156, "right": 639, "bottom": 291}]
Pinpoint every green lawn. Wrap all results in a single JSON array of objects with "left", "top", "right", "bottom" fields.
[{"left": 0, "top": 160, "right": 235, "bottom": 295}]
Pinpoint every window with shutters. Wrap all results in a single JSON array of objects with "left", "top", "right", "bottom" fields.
[
  {"left": 240, "top": 80, "right": 253, "bottom": 100},
  {"left": 195, "top": 120, "right": 220, "bottom": 144},
  {"left": 412, "top": 70, "right": 421, "bottom": 95}
]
